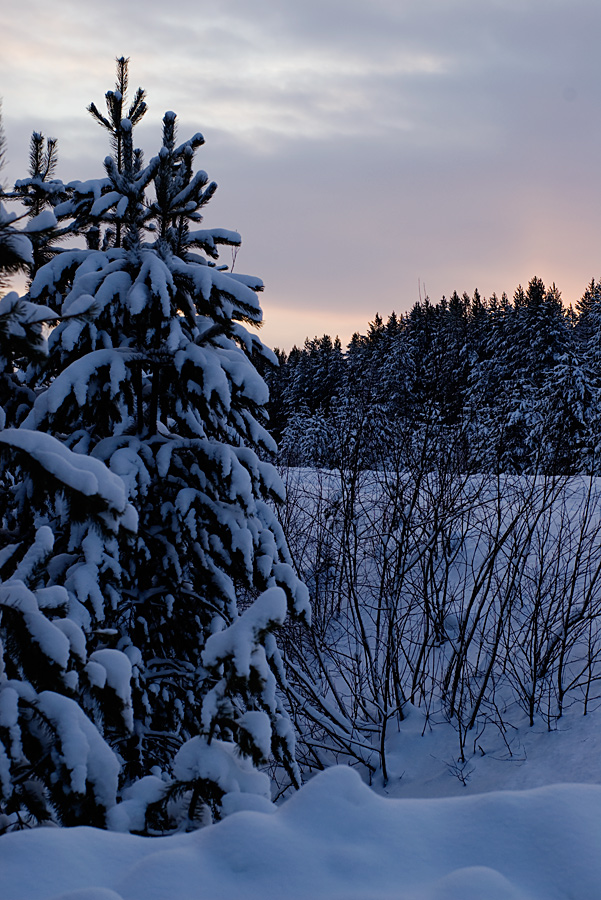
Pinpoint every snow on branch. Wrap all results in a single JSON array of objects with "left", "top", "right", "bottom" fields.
[
  {"left": 202, "top": 587, "right": 288, "bottom": 678},
  {"left": 0, "top": 429, "right": 131, "bottom": 517}
]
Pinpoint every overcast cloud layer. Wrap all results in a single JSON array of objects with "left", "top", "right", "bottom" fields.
[{"left": 4, "top": 0, "right": 601, "bottom": 348}]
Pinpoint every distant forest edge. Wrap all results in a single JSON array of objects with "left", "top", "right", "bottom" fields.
[{"left": 265, "top": 276, "right": 601, "bottom": 474}]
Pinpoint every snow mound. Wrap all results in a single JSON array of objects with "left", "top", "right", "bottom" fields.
[{"left": 1, "top": 767, "right": 600, "bottom": 900}]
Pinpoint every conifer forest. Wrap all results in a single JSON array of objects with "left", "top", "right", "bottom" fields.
[{"left": 2, "top": 58, "right": 601, "bottom": 895}]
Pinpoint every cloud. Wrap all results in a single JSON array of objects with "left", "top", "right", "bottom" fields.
[{"left": 3, "top": 0, "right": 601, "bottom": 347}]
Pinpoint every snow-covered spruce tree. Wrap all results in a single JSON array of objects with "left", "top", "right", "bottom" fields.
[
  {"left": 26, "top": 58, "right": 310, "bottom": 829},
  {"left": 0, "top": 211, "right": 64, "bottom": 427},
  {"left": 0, "top": 196, "right": 39, "bottom": 424},
  {"left": 7, "top": 132, "right": 74, "bottom": 280},
  {"left": 0, "top": 427, "right": 136, "bottom": 832},
  {"left": 0, "top": 140, "right": 137, "bottom": 831}
]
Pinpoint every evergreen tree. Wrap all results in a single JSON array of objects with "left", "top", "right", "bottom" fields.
[
  {"left": 574, "top": 279, "right": 601, "bottom": 470},
  {"left": 532, "top": 349, "right": 594, "bottom": 473},
  {"left": 0, "top": 121, "right": 136, "bottom": 831},
  {"left": 262, "top": 347, "right": 290, "bottom": 443},
  {"left": 436, "top": 290, "right": 470, "bottom": 428},
  {"left": 24, "top": 58, "right": 309, "bottom": 829},
  {"left": 484, "top": 278, "right": 572, "bottom": 472},
  {"left": 8, "top": 132, "right": 72, "bottom": 278},
  {"left": 0, "top": 201, "right": 32, "bottom": 300},
  {"left": 0, "top": 429, "right": 136, "bottom": 832},
  {"left": 575, "top": 278, "right": 601, "bottom": 351},
  {"left": 285, "top": 334, "right": 345, "bottom": 417},
  {"left": 464, "top": 291, "right": 510, "bottom": 470}
]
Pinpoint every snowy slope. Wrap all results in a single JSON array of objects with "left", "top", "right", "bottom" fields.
[{"left": 1, "top": 765, "right": 600, "bottom": 900}]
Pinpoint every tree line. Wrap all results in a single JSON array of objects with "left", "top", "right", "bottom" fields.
[{"left": 266, "top": 278, "right": 601, "bottom": 475}]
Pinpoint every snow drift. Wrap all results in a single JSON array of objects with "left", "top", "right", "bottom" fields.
[{"left": 1, "top": 766, "right": 599, "bottom": 900}]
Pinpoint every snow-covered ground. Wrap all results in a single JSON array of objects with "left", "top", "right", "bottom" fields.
[
  {"left": 2, "top": 702, "right": 600, "bottom": 900},
  {"left": 375, "top": 700, "right": 601, "bottom": 799},
  {"left": 1, "top": 775, "right": 599, "bottom": 900},
  {"left": 3, "top": 470, "right": 601, "bottom": 898}
]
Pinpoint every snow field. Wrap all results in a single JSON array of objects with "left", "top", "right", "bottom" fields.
[{"left": 1, "top": 766, "right": 600, "bottom": 900}]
